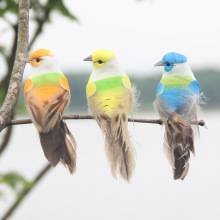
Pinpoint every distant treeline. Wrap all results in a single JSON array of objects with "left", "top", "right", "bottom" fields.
[{"left": 17, "top": 68, "right": 220, "bottom": 114}]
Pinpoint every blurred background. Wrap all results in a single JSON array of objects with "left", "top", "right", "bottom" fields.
[{"left": 0, "top": 0, "right": 220, "bottom": 219}]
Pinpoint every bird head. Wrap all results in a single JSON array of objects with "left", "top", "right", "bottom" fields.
[
  {"left": 30, "top": 49, "right": 53, "bottom": 67},
  {"left": 83, "top": 49, "right": 116, "bottom": 69},
  {"left": 154, "top": 52, "right": 194, "bottom": 77},
  {"left": 83, "top": 49, "right": 125, "bottom": 81},
  {"left": 154, "top": 52, "right": 187, "bottom": 72},
  {"left": 28, "top": 49, "right": 62, "bottom": 75}
]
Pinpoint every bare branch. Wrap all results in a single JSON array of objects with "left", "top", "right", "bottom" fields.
[
  {"left": 4, "top": 115, "right": 206, "bottom": 129},
  {"left": 1, "top": 163, "right": 52, "bottom": 220},
  {"left": 0, "top": 0, "right": 30, "bottom": 132},
  {"left": 0, "top": 127, "right": 12, "bottom": 155},
  {"left": 28, "top": 8, "right": 51, "bottom": 50}
]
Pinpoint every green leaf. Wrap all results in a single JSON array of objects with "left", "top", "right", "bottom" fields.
[
  {"left": 30, "top": 0, "right": 47, "bottom": 21},
  {"left": 47, "top": 0, "right": 77, "bottom": 21},
  {"left": 0, "top": 172, "right": 33, "bottom": 197},
  {"left": 6, "top": 0, "right": 19, "bottom": 14},
  {"left": 0, "top": 0, "right": 19, "bottom": 17}
]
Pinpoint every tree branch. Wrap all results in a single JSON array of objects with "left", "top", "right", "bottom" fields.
[
  {"left": 1, "top": 163, "right": 52, "bottom": 220},
  {"left": 3, "top": 115, "right": 206, "bottom": 129},
  {"left": 0, "top": 126, "right": 12, "bottom": 155},
  {"left": 0, "top": 24, "right": 18, "bottom": 155},
  {"left": 28, "top": 8, "right": 51, "bottom": 50},
  {"left": 0, "top": 0, "right": 30, "bottom": 132}
]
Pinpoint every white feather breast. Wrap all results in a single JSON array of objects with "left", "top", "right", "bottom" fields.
[{"left": 89, "top": 57, "right": 126, "bottom": 82}]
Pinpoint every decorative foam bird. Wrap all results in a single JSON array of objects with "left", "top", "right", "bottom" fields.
[
  {"left": 154, "top": 52, "right": 201, "bottom": 180},
  {"left": 84, "top": 49, "right": 137, "bottom": 182},
  {"left": 23, "top": 49, "right": 77, "bottom": 174}
]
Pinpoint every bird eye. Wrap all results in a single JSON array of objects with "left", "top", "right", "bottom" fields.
[
  {"left": 36, "top": 58, "right": 40, "bottom": 62},
  {"left": 97, "top": 60, "right": 103, "bottom": 64},
  {"left": 166, "top": 62, "right": 170, "bottom": 66}
]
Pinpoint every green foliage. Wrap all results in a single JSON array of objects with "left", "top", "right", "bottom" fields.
[
  {"left": 65, "top": 68, "right": 220, "bottom": 111},
  {"left": 0, "top": 0, "right": 77, "bottom": 21},
  {"left": 0, "top": 0, "right": 78, "bottom": 70},
  {"left": 47, "top": 0, "right": 77, "bottom": 21},
  {"left": 193, "top": 69, "right": 220, "bottom": 108},
  {"left": 0, "top": 172, "right": 33, "bottom": 199},
  {"left": 0, "top": 0, "right": 18, "bottom": 17},
  {"left": 131, "top": 69, "right": 220, "bottom": 110},
  {"left": 66, "top": 73, "right": 89, "bottom": 113},
  {"left": 30, "top": 0, "right": 77, "bottom": 22},
  {"left": 16, "top": 68, "right": 220, "bottom": 115}
]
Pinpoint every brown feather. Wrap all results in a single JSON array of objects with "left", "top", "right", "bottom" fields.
[
  {"left": 154, "top": 93, "right": 200, "bottom": 180},
  {"left": 104, "top": 115, "right": 135, "bottom": 182},
  {"left": 87, "top": 86, "right": 137, "bottom": 182},
  {"left": 40, "top": 120, "right": 77, "bottom": 174},
  {"left": 25, "top": 90, "right": 70, "bottom": 133},
  {"left": 164, "top": 113, "right": 196, "bottom": 180},
  {"left": 25, "top": 89, "right": 77, "bottom": 174}
]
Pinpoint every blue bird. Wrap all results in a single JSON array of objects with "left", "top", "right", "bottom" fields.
[{"left": 154, "top": 52, "right": 201, "bottom": 180}]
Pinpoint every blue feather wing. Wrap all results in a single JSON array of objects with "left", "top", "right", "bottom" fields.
[
  {"left": 156, "top": 82, "right": 164, "bottom": 96},
  {"left": 155, "top": 80, "right": 200, "bottom": 113},
  {"left": 188, "top": 80, "right": 200, "bottom": 95}
]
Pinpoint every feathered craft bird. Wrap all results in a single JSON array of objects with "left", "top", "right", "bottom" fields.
[
  {"left": 154, "top": 52, "right": 201, "bottom": 180},
  {"left": 84, "top": 49, "right": 137, "bottom": 182},
  {"left": 24, "top": 49, "right": 77, "bottom": 174}
]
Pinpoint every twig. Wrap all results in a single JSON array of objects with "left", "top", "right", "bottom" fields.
[
  {"left": 0, "top": 126, "right": 12, "bottom": 155},
  {"left": 5, "top": 115, "right": 206, "bottom": 128},
  {"left": 1, "top": 163, "right": 52, "bottom": 220},
  {"left": 28, "top": 8, "right": 51, "bottom": 50},
  {"left": 0, "top": 0, "right": 30, "bottom": 132}
]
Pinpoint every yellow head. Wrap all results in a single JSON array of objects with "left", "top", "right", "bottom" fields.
[
  {"left": 84, "top": 49, "right": 116, "bottom": 69},
  {"left": 84, "top": 49, "right": 125, "bottom": 82},
  {"left": 30, "top": 49, "right": 53, "bottom": 67}
]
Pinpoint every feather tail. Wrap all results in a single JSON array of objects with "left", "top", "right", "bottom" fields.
[
  {"left": 39, "top": 120, "right": 77, "bottom": 174},
  {"left": 164, "top": 113, "right": 195, "bottom": 180},
  {"left": 104, "top": 114, "right": 135, "bottom": 182}
]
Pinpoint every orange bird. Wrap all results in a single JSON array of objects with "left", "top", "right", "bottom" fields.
[{"left": 24, "top": 49, "right": 77, "bottom": 174}]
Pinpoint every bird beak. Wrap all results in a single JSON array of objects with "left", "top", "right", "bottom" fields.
[
  {"left": 154, "top": 60, "right": 164, "bottom": 67},
  {"left": 22, "top": 57, "right": 31, "bottom": 63},
  {"left": 83, "top": 55, "right": 92, "bottom": 61}
]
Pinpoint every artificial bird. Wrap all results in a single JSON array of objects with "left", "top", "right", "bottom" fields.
[
  {"left": 84, "top": 49, "right": 137, "bottom": 182},
  {"left": 154, "top": 52, "right": 201, "bottom": 180},
  {"left": 24, "top": 49, "right": 77, "bottom": 174}
]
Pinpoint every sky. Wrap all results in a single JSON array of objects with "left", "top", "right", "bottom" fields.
[{"left": 1, "top": 0, "right": 220, "bottom": 78}]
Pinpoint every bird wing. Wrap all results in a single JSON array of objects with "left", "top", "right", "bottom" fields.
[
  {"left": 156, "top": 82, "right": 165, "bottom": 96},
  {"left": 154, "top": 79, "right": 200, "bottom": 120},
  {"left": 122, "top": 75, "right": 132, "bottom": 90},
  {"left": 24, "top": 75, "right": 70, "bottom": 133},
  {"left": 153, "top": 81, "right": 171, "bottom": 119},
  {"left": 87, "top": 76, "right": 133, "bottom": 117},
  {"left": 188, "top": 80, "right": 200, "bottom": 95},
  {"left": 23, "top": 78, "right": 34, "bottom": 97},
  {"left": 60, "top": 76, "right": 70, "bottom": 92},
  {"left": 86, "top": 82, "right": 97, "bottom": 98}
]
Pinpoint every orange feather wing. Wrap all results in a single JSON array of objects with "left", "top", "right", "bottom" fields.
[{"left": 24, "top": 76, "right": 71, "bottom": 133}]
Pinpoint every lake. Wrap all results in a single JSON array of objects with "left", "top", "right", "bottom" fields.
[{"left": 0, "top": 111, "right": 220, "bottom": 220}]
